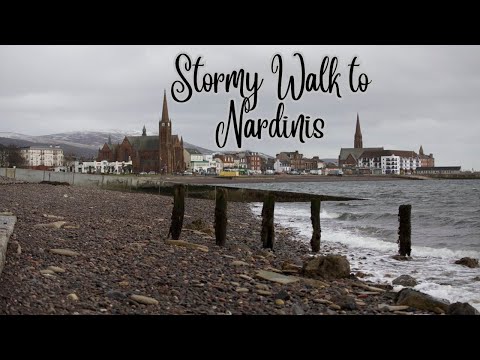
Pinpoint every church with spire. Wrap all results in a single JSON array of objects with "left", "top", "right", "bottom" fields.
[{"left": 97, "top": 91, "right": 185, "bottom": 174}]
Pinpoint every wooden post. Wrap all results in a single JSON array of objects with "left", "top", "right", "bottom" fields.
[
  {"left": 215, "top": 188, "right": 227, "bottom": 246},
  {"left": 398, "top": 204, "right": 412, "bottom": 256},
  {"left": 310, "top": 199, "right": 321, "bottom": 253},
  {"left": 261, "top": 192, "right": 275, "bottom": 249},
  {"left": 168, "top": 184, "right": 185, "bottom": 240}
]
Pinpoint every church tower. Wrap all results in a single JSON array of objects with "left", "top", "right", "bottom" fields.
[
  {"left": 159, "top": 90, "right": 173, "bottom": 174},
  {"left": 419, "top": 145, "right": 424, "bottom": 156},
  {"left": 354, "top": 113, "right": 363, "bottom": 149}
]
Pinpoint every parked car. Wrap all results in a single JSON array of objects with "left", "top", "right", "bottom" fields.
[{"left": 183, "top": 171, "right": 193, "bottom": 176}]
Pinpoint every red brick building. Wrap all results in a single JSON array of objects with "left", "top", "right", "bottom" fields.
[{"left": 97, "top": 92, "right": 184, "bottom": 174}]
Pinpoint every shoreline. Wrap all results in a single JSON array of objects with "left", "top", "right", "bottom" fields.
[{"left": 0, "top": 180, "right": 454, "bottom": 315}]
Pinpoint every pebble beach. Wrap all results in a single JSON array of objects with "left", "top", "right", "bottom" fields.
[{"left": 0, "top": 177, "right": 450, "bottom": 315}]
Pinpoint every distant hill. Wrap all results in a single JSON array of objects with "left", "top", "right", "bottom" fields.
[
  {"left": 0, "top": 131, "right": 215, "bottom": 157},
  {"left": 0, "top": 137, "right": 98, "bottom": 159}
]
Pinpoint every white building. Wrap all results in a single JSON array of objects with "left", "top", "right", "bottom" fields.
[
  {"left": 75, "top": 160, "right": 133, "bottom": 174},
  {"left": 21, "top": 145, "right": 64, "bottom": 168},
  {"left": 273, "top": 159, "right": 291, "bottom": 173},
  {"left": 358, "top": 150, "right": 420, "bottom": 175}
]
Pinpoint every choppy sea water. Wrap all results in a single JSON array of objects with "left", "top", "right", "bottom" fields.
[{"left": 229, "top": 179, "right": 480, "bottom": 311}]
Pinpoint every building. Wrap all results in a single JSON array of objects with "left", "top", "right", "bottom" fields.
[
  {"left": 246, "top": 151, "right": 261, "bottom": 172},
  {"left": 97, "top": 92, "right": 184, "bottom": 174},
  {"left": 20, "top": 145, "right": 64, "bottom": 169},
  {"left": 418, "top": 145, "right": 435, "bottom": 167},
  {"left": 74, "top": 160, "right": 133, "bottom": 174}
]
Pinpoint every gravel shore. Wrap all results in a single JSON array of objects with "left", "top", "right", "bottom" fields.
[{"left": 0, "top": 179, "right": 439, "bottom": 315}]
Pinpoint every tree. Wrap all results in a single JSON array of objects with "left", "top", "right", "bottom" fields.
[{"left": 0, "top": 144, "right": 26, "bottom": 168}]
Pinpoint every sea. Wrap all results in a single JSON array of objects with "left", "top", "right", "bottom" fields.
[{"left": 229, "top": 179, "right": 480, "bottom": 311}]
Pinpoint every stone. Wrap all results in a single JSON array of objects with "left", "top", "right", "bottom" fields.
[
  {"left": 313, "top": 298, "right": 332, "bottom": 305},
  {"left": 275, "top": 299, "right": 285, "bottom": 306},
  {"left": 164, "top": 240, "right": 208, "bottom": 252},
  {"left": 333, "top": 295, "right": 357, "bottom": 310},
  {"left": 329, "top": 304, "right": 341, "bottom": 310},
  {"left": 17, "top": 243, "right": 21, "bottom": 255},
  {"left": 40, "top": 269, "right": 55, "bottom": 275},
  {"left": 231, "top": 282, "right": 241, "bottom": 287},
  {"left": 34, "top": 221, "right": 67, "bottom": 229},
  {"left": 256, "top": 290, "right": 272, "bottom": 296},
  {"left": 396, "top": 288, "right": 449, "bottom": 312},
  {"left": 64, "top": 225, "right": 80, "bottom": 229},
  {"left": 255, "top": 270, "right": 300, "bottom": 285},
  {"left": 106, "top": 290, "right": 126, "bottom": 300},
  {"left": 67, "top": 293, "right": 79, "bottom": 301},
  {"left": 0, "top": 212, "right": 14, "bottom": 216},
  {"left": 292, "top": 303, "right": 305, "bottom": 315},
  {"left": 118, "top": 281, "right": 129, "bottom": 287},
  {"left": 392, "top": 275, "right": 418, "bottom": 287},
  {"left": 231, "top": 260, "right": 249, "bottom": 266},
  {"left": 47, "top": 266, "right": 66, "bottom": 273},
  {"left": 302, "top": 255, "right": 350, "bottom": 280},
  {"left": 130, "top": 294, "right": 159, "bottom": 305},
  {"left": 378, "top": 304, "right": 410, "bottom": 311},
  {"left": 301, "top": 278, "right": 329, "bottom": 289},
  {"left": 447, "top": 302, "right": 480, "bottom": 315},
  {"left": 454, "top": 257, "right": 479, "bottom": 268},
  {"left": 43, "top": 214, "right": 65, "bottom": 220},
  {"left": 50, "top": 249, "right": 80, "bottom": 257},
  {"left": 239, "top": 274, "right": 254, "bottom": 281},
  {"left": 236, "top": 287, "right": 249, "bottom": 293},
  {"left": 274, "top": 290, "right": 290, "bottom": 301},
  {"left": 255, "top": 283, "right": 270, "bottom": 290}
]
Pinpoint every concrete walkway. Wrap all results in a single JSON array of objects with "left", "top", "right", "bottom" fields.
[{"left": 0, "top": 214, "right": 16, "bottom": 277}]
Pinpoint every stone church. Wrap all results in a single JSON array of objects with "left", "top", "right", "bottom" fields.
[{"left": 97, "top": 92, "right": 185, "bottom": 174}]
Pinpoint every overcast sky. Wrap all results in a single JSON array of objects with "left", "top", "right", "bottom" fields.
[{"left": 0, "top": 45, "right": 479, "bottom": 169}]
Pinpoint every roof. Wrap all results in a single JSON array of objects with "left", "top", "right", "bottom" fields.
[
  {"left": 126, "top": 136, "right": 159, "bottom": 151},
  {"left": 358, "top": 149, "right": 418, "bottom": 159},
  {"left": 184, "top": 148, "right": 202, "bottom": 155},
  {"left": 339, "top": 147, "right": 383, "bottom": 161}
]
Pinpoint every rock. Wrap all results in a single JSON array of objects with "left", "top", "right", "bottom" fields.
[
  {"left": 392, "top": 275, "right": 418, "bottom": 287},
  {"left": 49, "top": 248, "right": 80, "bottom": 257},
  {"left": 274, "top": 290, "right": 290, "bottom": 301},
  {"left": 256, "top": 290, "right": 272, "bottom": 296},
  {"left": 255, "top": 283, "right": 270, "bottom": 290},
  {"left": 231, "top": 260, "right": 249, "bottom": 266},
  {"left": 301, "top": 278, "right": 329, "bottom": 289},
  {"left": 236, "top": 287, "right": 249, "bottom": 293},
  {"left": 396, "top": 288, "right": 449, "bottom": 312},
  {"left": 118, "top": 281, "right": 129, "bottom": 287},
  {"left": 447, "top": 302, "right": 480, "bottom": 315},
  {"left": 255, "top": 270, "right": 300, "bottom": 285},
  {"left": 17, "top": 243, "right": 21, "bottom": 255},
  {"left": 164, "top": 240, "right": 209, "bottom": 252},
  {"left": 275, "top": 299, "right": 285, "bottom": 306},
  {"left": 329, "top": 304, "right": 341, "bottom": 311},
  {"left": 63, "top": 225, "right": 80, "bottom": 229},
  {"left": 40, "top": 269, "right": 55, "bottom": 275},
  {"left": 378, "top": 304, "right": 410, "bottom": 311},
  {"left": 43, "top": 214, "right": 65, "bottom": 220},
  {"left": 454, "top": 257, "right": 479, "bottom": 268},
  {"left": 130, "top": 294, "right": 159, "bottom": 305},
  {"left": 0, "top": 212, "right": 14, "bottom": 216},
  {"left": 472, "top": 276, "right": 480, "bottom": 282},
  {"left": 302, "top": 255, "right": 350, "bottom": 280},
  {"left": 67, "top": 293, "right": 79, "bottom": 301},
  {"left": 239, "top": 274, "right": 254, "bottom": 281},
  {"left": 231, "top": 282, "right": 241, "bottom": 287},
  {"left": 106, "top": 290, "right": 126, "bottom": 300},
  {"left": 34, "top": 221, "right": 67, "bottom": 229},
  {"left": 333, "top": 295, "right": 357, "bottom": 310},
  {"left": 292, "top": 303, "right": 305, "bottom": 315},
  {"left": 47, "top": 266, "right": 66, "bottom": 273},
  {"left": 355, "top": 300, "right": 366, "bottom": 306},
  {"left": 281, "top": 262, "right": 302, "bottom": 272},
  {"left": 313, "top": 298, "right": 332, "bottom": 305}
]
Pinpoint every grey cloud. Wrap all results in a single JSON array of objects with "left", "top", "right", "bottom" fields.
[{"left": 0, "top": 45, "right": 479, "bottom": 170}]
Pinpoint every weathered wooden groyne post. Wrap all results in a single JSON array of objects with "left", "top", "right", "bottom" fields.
[
  {"left": 215, "top": 188, "right": 227, "bottom": 246},
  {"left": 168, "top": 184, "right": 185, "bottom": 240},
  {"left": 310, "top": 199, "right": 321, "bottom": 253},
  {"left": 261, "top": 192, "right": 275, "bottom": 249},
  {"left": 398, "top": 204, "right": 412, "bottom": 256}
]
